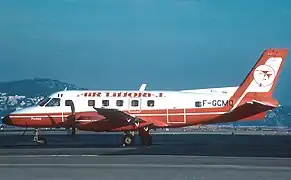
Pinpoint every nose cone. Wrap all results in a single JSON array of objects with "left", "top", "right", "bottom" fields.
[{"left": 2, "top": 115, "right": 13, "bottom": 125}]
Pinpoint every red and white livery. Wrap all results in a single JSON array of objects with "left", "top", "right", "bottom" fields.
[{"left": 2, "top": 48, "right": 288, "bottom": 146}]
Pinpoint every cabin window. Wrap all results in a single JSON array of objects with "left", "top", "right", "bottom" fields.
[
  {"left": 65, "top": 100, "right": 73, "bottom": 106},
  {"left": 147, "top": 100, "right": 155, "bottom": 107},
  {"left": 195, "top": 101, "right": 202, "bottom": 107},
  {"left": 116, "top": 100, "right": 123, "bottom": 107},
  {"left": 131, "top": 100, "right": 139, "bottom": 107},
  {"left": 37, "top": 98, "right": 51, "bottom": 106},
  {"left": 45, "top": 98, "right": 60, "bottom": 107},
  {"left": 102, "top": 100, "right": 109, "bottom": 107},
  {"left": 88, "top": 100, "right": 95, "bottom": 107}
]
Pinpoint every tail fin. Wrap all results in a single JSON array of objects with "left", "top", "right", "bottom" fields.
[{"left": 230, "top": 48, "right": 288, "bottom": 110}]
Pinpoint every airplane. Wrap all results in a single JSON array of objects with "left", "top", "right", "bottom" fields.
[{"left": 2, "top": 48, "right": 288, "bottom": 146}]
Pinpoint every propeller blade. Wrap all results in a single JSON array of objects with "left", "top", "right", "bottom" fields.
[{"left": 64, "top": 100, "right": 76, "bottom": 136}]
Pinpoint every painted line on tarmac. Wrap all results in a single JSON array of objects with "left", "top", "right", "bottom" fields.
[
  {"left": 0, "top": 163, "right": 290, "bottom": 170},
  {"left": 0, "top": 154, "right": 290, "bottom": 161},
  {"left": 0, "top": 154, "right": 99, "bottom": 158}
]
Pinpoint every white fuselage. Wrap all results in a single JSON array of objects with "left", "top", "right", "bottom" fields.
[{"left": 12, "top": 86, "right": 238, "bottom": 116}]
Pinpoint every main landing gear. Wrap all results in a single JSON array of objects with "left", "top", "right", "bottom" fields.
[
  {"left": 122, "top": 127, "right": 152, "bottom": 147},
  {"left": 139, "top": 127, "right": 152, "bottom": 146},
  {"left": 33, "top": 128, "right": 47, "bottom": 145},
  {"left": 123, "top": 131, "right": 135, "bottom": 146}
]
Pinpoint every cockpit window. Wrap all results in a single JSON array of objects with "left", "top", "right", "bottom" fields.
[
  {"left": 45, "top": 98, "right": 61, "bottom": 107},
  {"left": 37, "top": 98, "right": 51, "bottom": 106}
]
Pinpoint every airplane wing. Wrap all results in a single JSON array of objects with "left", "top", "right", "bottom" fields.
[
  {"left": 93, "top": 107, "right": 167, "bottom": 127},
  {"left": 93, "top": 107, "right": 139, "bottom": 122},
  {"left": 203, "top": 100, "right": 277, "bottom": 124}
]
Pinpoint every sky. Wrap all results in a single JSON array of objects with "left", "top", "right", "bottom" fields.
[{"left": 0, "top": 0, "right": 291, "bottom": 104}]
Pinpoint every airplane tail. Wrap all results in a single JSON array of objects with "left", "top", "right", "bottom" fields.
[{"left": 229, "top": 48, "right": 288, "bottom": 111}]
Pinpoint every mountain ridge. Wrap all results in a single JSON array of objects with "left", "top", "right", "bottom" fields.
[{"left": 0, "top": 78, "right": 86, "bottom": 97}]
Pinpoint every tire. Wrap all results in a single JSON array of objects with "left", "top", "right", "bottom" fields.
[
  {"left": 123, "top": 135, "right": 134, "bottom": 146},
  {"left": 37, "top": 137, "right": 48, "bottom": 145},
  {"left": 141, "top": 135, "right": 152, "bottom": 146}
]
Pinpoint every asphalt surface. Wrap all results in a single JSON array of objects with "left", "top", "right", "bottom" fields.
[{"left": 0, "top": 131, "right": 291, "bottom": 180}]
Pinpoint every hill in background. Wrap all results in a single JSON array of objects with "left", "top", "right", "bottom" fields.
[{"left": 0, "top": 78, "right": 85, "bottom": 118}]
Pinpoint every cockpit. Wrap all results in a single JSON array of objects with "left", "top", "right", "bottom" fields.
[{"left": 37, "top": 97, "right": 61, "bottom": 107}]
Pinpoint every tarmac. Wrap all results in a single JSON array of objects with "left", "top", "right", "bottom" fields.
[{"left": 0, "top": 130, "right": 291, "bottom": 180}]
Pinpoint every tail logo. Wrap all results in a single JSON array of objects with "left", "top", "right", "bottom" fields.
[{"left": 253, "top": 64, "right": 275, "bottom": 87}]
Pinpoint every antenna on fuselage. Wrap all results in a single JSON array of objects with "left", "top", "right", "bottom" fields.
[
  {"left": 139, "top": 84, "right": 147, "bottom": 91},
  {"left": 64, "top": 87, "right": 68, "bottom": 91}
]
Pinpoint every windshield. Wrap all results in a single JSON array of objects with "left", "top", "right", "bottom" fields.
[
  {"left": 37, "top": 98, "right": 51, "bottom": 106},
  {"left": 45, "top": 98, "right": 60, "bottom": 107}
]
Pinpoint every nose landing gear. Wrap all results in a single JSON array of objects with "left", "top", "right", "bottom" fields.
[{"left": 33, "top": 128, "right": 47, "bottom": 145}]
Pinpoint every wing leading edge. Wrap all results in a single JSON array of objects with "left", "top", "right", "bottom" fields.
[{"left": 93, "top": 107, "right": 168, "bottom": 128}]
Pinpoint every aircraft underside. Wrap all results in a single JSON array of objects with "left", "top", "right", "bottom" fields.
[{"left": 17, "top": 108, "right": 268, "bottom": 147}]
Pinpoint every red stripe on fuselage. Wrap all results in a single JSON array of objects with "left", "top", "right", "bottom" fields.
[{"left": 6, "top": 105, "right": 264, "bottom": 130}]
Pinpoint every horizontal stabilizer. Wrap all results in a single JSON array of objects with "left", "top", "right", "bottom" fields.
[{"left": 203, "top": 100, "right": 277, "bottom": 125}]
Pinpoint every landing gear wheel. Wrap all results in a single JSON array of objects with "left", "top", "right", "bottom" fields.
[
  {"left": 124, "top": 135, "right": 133, "bottom": 145},
  {"left": 140, "top": 134, "right": 152, "bottom": 146},
  {"left": 36, "top": 137, "right": 48, "bottom": 145},
  {"left": 145, "top": 135, "right": 152, "bottom": 146},
  {"left": 33, "top": 136, "right": 47, "bottom": 145},
  {"left": 122, "top": 131, "right": 135, "bottom": 146}
]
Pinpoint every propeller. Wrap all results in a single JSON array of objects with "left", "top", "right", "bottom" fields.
[{"left": 65, "top": 100, "right": 76, "bottom": 135}]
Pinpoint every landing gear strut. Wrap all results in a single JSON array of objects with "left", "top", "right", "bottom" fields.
[
  {"left": 33, "top": 128, "right": 47, "bottom": 145},
  {"left": 122, "top": 131, "right": 135, "bottom": 146}
]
